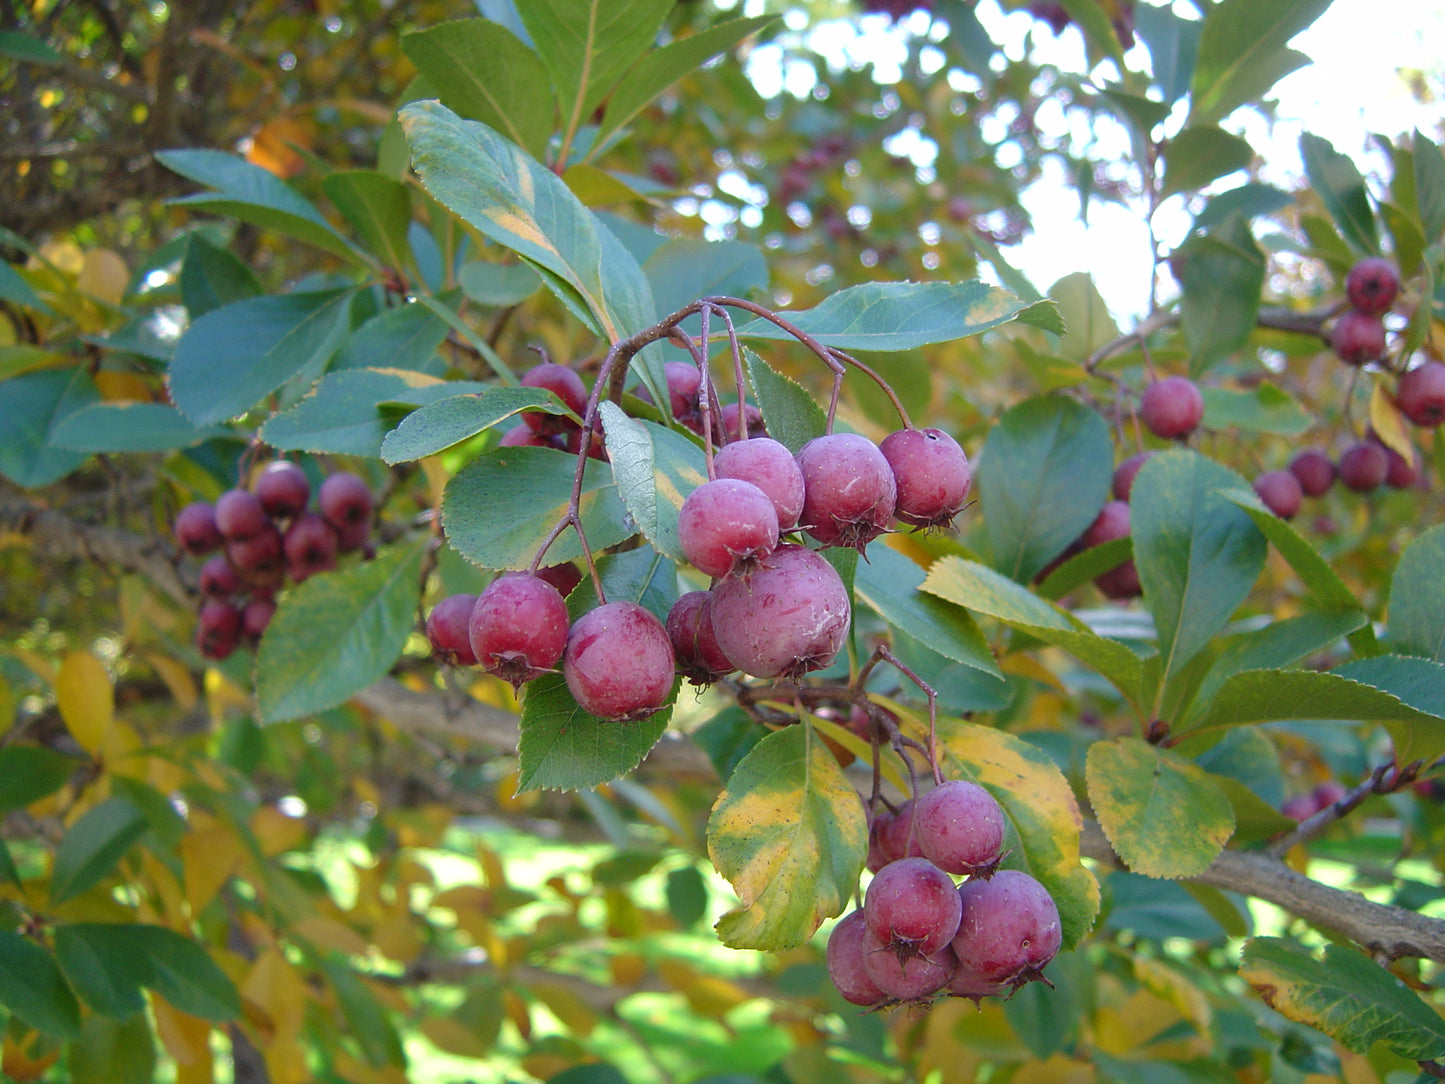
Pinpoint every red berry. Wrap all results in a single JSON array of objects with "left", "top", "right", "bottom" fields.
[
  {"left": 197, "top": 600, "right": 242, "bottom": 661},
  {"left": 709, "top": 543, "right": 850, "bottom": 680},
  {"left": 677, "top": 478, "right": 780, "bottom": 579},
  {"left": 1330, "top": 310, "right": 1387, "bottom": 366},
  {"left": 521, "top": 362, "right": 588, "bottom": 436},
  {"left": 535, "top": 562, "right": 583, "bottom": 599},
  {"left": 636, "top": 361, "right": 702, "bottom": 423},
  {"left": 718, "top": 402, "right": 766, "bottom": 443},
  {"left": 240, "top": 597, "right": 276, "bottom": 644},
  {"left": 826, "top": 910, "right": 888, "bottom": 1007},
  {"left": 254, "top": 460, "right": 310, "bottom": 519},
  {"left": 913, "top": 780, "right": 1006, "bottom": 877},
  {"left": 1397, "top": 361, "right": 1445, "bottom": 427},
  {"left": 713, "top": 437, "right": 806, "bottom": 530},
  {"left": 951, "top": 870, "right": 1062, "bottom": 990},
  {"left": 500, "top": 424, "right": 561, "bottom": 449},
  {"left": 199, "top": 554, "right": 243, "bottom": 600},
  {"left": 1345, "top": 257, "right": 1399, "bottom": 316},
  {"left": 1382, "top": 442, "right": 1420, "bottom": 489},
  {"left": 879, "top": 427, "right": 972, "bottom": 530},
  {"left": 174, "top": 501, "right": 224, "bottom": 555},
  {"left": 665, "top": 591, "right": 734, "bottom": 686},
  {"left": 562, "top": 601, "right": 676, "bottom": 721},
  {"left": 468, "top": 573, "right": 570, "bottom": 689},
  {"left": 1111, "top": 451, "right": 1155, "bottom": 501},
  {"left": 318, "top": 472, "right": 373, "bottom": 535},
  {"left": 226, "top": 523, "right": 284, "bottom": 577},
  {"left": 1140, "top": 376, "right": 1204, "bottom": 440},
  {"left": 861, "top": 934, "right": 956, "bottom": 1003},
  {"left": 283, "top": 512, "right": 339, "bottom": 582},
  {"left": 427, "top": 593, "right": 480, "bottom": 666},
  {"left": 796, "top": 433, "right": 897, "bottom": 551},
  {"left": 864, "top": 857, "right": 962, "bottom": 959},
  {"left": 877, "top": 799, "right": 926, "bottom": 865},
  {"left": 1338, "top": 440, "right": 1389, "bottom": 492},
  {"left": 1080, "top": 500, "right": 1141, "bottom": 599},
  {"left": 1254, "top": 470, "right": 1303, "bottom": 520},
  {"left": 214, "top": 489, "right": 268, "bottom": 540},
  {"left": 1288, "top": 449, "right": 1336, "bottom": 497}
]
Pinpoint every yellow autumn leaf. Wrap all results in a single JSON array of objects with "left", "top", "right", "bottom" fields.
[
  {"left": 55, "top": 650, "right": 113, "bottom": 754},
  {"left": 250, "top": 806, "right": 307, "bottom": 857},
  {"left": 242, "top": 948, "right": 309, "bottom": 1044},
  {"left": 1370, "top": 381, "right": 1415, "bottom": 460},
  {"left": 181, "top": 827, "right": 243, "bottom": 914},
  {"left": 93, "top": 370, "right": 153, "bottom": 402},
  {"left": 153, "top": 999, "right": 212, "bottom": 1067}
]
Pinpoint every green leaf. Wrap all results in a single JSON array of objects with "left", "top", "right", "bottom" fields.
[
  {"left": 1240, "top": 937, "right": 1445, "bottom": 1059},
  {"left": 565, "top": 546, "right": 678, "bottom": 625},
  {"left": 55, "top": 925, "right": 150, "bottom": 1018},
  {"left": 592, "top": 15, "right": 776, "bottom": 151},
  {"left": 1134, "top": 1, "right": 1200, "bottom": 105},
  {"left": 0, "top": 930, "right": 80, "bottom": 1038},
  {"left": 130, "top": 925, "right": 240, "bottom": 1021},
  {"left": 1131, "top": 450, "right": 1266, "bottom": 688},
  {"left": 50, "top": 402, "right": 227, "bottom": 452},
  {"left": 643, "top": 238, "right": 769, "bottom": 322},
  {"left": 597, "top": 403, "right": 708, "bottom": 564},
  {"left": 0, "top": 261, "right": 54, "bottom": 316},
  {"left": 1387, "top": 524, "right": 1445, "bottom": 661},
  {"left": 1161, "top": 126, "right": 1255, "bottom": 198},
  {"left": 854, "top": 545, "right": 1000, "bottom": 678},
  {"left": 976, "top": 396, "right": 1113, "bottom": 583},
  {"left": 708, "top": 725, "right": 867, "bottom": 950},
  {"left": 458, "top": 261, "right": 544, "bottom": 307},
  {"left": 1381, "top": 202, "right": 1426, "bottom": 282},
  {"left": 442, "top": 446, "right": 635, "bottom": 569},
  {"left": 320, "top": 956, "right": 407, "bottom": 1067},
  {"left": 321, "top": 170, "right": 413, "bottom": 274},
  {"left": 400, "top": 100, "right": 656, "bottom": 343},
  {"left": 70, "top": 1014, "right": 155, "bottom": 1084},
  {"left": 744, "top": 348, "right": 827, "bottom": 454},
  {"left": 937, "top": 720, "right": 1099, "bottom": 948},
  {"left": 178, "top": 234, "right": 261, "bottom": 318},
  {"left": 734, "top": 281, "right": 1058, "bottom": 352},
  {"left": 50, "top": 797, "right": 148, "bottom": 906},
  {"left": 516, "top": 673, "right": 673, "bottom": 793},
  {"left": 1300, "top": 132, "right": 1380, "bottom": 255},
  {"left": 1048, "top": 272, "right": 1117, "bottom": 361},
  {"left": 380, "top": 388, "right": 559, "bottom": 463},
  {"left": 0, "top": 368, "right": 100, "bottom": 488},
  {"left": 1194, "top": 182, "right": 1295, "bottom": 230},
  {"left": 0, "top": 746, "right": 78, "bottom": 812},
  {"left": 1334, "top": 655, "right": 1445, "bottom": 763},
  {"left": 157, "top": 149, "right": 367, "bottom": 265},
  {"left": 1085, "top": 737, "right": 1234, "bottom": 878},
  {"left": 0, "top": 30, "right": 62, "bottom": 65},
  {"left": 401, "top": 20, "right": 553, "bottom": 160},
  {"left": 168, "top": 289, "right": 354, "bottom": 426},
  {"left": 1188, "top": 0, "right": 1330, "bottom": 125},
  {"left": 518, "top": 0, "right": 674, "bottom": 153},
  {"left": 1178, "top": 214, "right": 1266, "bottom": 374},
  {"left": 920, "top": 557, "right": 1145, "bottom": 712},
  {"left": 1198, "top": 382, "right": 1312, "bottom": 435},
  {"left": 0, "top": 840, "right": 20, "bottom": 891},
  {"left": 261, "top": 368, "right": 470, "bottom": 457},
  {"left": 333, "top": 300, "right": 454, "bottom": 374},
  {"left": 1412, "top": 130, "right": 1445, "bottom": 241},
  {"left": 256, "top": 541, "right": 426, "bottom": 723}
]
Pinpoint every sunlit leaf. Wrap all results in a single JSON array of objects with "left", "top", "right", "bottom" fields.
[
  {"left": 1300, "top": 131, "right": 1380, "bottom": 254},
  {"left": 597, "top": 402, "right": 708, "bottom": 564},
  {"left": 745, "top": 348, "right": 826, "bottom": 454},
  {"left": 380, "top": 388, "right": 560, "bottom": 463},
  {"left": 322, "top": 170, "right": 413, "bottom": 274},
  {"left": 515, "top": 674, "right": 673, "bottom": 793},
  {"left": 1188, "top": 0, "right": 1330, "bottom": 125},
  {"left": 50, "top": 403, "right": 227, "bottom": 452}
]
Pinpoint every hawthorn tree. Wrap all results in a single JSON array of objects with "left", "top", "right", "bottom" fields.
[{"left": 2, "top": 0, "right": 1445, "bottom": 1081}]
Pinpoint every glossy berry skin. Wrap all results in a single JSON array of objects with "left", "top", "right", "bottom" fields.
[
  {"left": 864, "top": 857, "right": 963, "bottom": 959},
  {"left": 862, "top": 935, "right": 957, "bottom": 1003},
  {"left": 879, "top": 427, "right": 972, "bottom": 529},
  {"left": 174, "top": 501, "right": 224, "bottom": 555},
  {"left": 1346, "top": 257, "right": 1399, "bottom": 316},
  {"left": 709, "top": 543, "right": 850, "bottom": 680},
  {"left": 665, "top": 591, "right": 734, "bottom": 686},
  {"left": 677, "top": 478, "right": 780, "bottom": 579},
  {"left": 426, "top": 593, "right": 479, "bottom": 666},
  {"left": 796, "top": 433, "right": 897, "bottom": 551},
  {"left": 713, "top": 437, "right": 806, "bottom": 530},
  {"left": 535, "top": 562, "right": 583, "bottom": 599},
  {"left": 468, "top": 573, "right": 570, "bottom": 688},
  {"left": 1397, "top": 361, "right": 1445, "bottom": 427},
  {"left": 951, "top": 870, "right": 1062, "bottom": 989},
  {"left": 1254, "top": 470, "right": 1303, "bottom": 520},
  {"left": 319, "top": 472, "right": 373, "bottom": 532},
  {"left": 254, "top": 460, "right": 310, "bottom": 519},
  {"left": 1112, "top": 451, "right": 1155, "bottom": 501},
  {"left": 1140, "top": 376, "right": 1204, "bottom": 440},
  {"left": 1330, "top": 310, "right": 1387, "bottom": 366},
  {"left": 914, "top": 780, "right": 1006, "bottom": 877},
  {"left": 283, "top": 513, "right": 339, "bottom": 582},
  {"left": 1288, "top": 449, "right": 1336, "bottom": 497},
  {"left": 521, "top": 362, "right": 588, "bottom": 435},
  {"left": 1338, "top": 440, "right": 1389, "bottom": 492},
  {"left": 214, "top": 489, "right": 268, "bottom": 540},
  {"left": 563, "top": 602, "right": 676, "bottom": 721},
  {"left": 826, "top": 910, "right": 888, "bottom": 1007},
  {"left": 877, "top": 799, "right": 926, "bottom": 866}
]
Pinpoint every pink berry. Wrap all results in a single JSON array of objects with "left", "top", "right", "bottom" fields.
[
  {"left": 1330, "top": 310, "right": 1387, "bottom": 366},
  {"left": 677, "top": 478, "right": 780, "bottom": 579},
  {"left": 254, "top": 460, "right": 310, "bottom": 519},
  {"left": 174, "top": 501, "right": 224, "bottom": 555},
  {"left": 283, "top": 512, "right": 339, "bottom": 583},
  {"left": 1345, "top": 257, "right": 1399, "bottom": 316},
  {"left": 1112, "top": 451, "right": 1155, "bottom": 501},
  {"left": 951, "top": 869, "right": 1062, "bottom": 990},
  {"left": 879, "top": 427, "right": 972, "bottom": 530},
  {"left": 826, "top": 910, "right": 888, "bottom": 1008},
  {"left": 665, "top": 591, "right": 734, "bottom": 686},
  {"left": 562, "top": 602, "right": 676, "bottom": 721},
  {"left": 521, "top": 362, "right": 588, "bottom": 436},
  {"left": 427, "top": 593, "right": 479, "bottom": 666},
  {"left": 240, "top": 597, "right": 276, "bottom": 644},
  {"left": 796, "top": 433, "right": 897, "bottom": 551},
  {"left": 913, "top": 780, "right": 1006, "bottom": 877},
  {"left": 1288, "top": 449, "right": 1336, "bottom": 497},
  {"left": 1397, "top": 361, "right": 1445, "bottom": 427},
  {"left": 1338, "top": 440, "right": 1389, "bottom": 492},
  {"left": 713, "top": 437, "right": 806, "bottom": 530},
  {"left": 861, "top": 934, "right": 957, "bottom": 1003},
  {"left": 1254, "top": 470, "right": 1303, "bottom": 520},
  {"left": 214, "top": 489, "right": 268, "bottom": 540},
  {"left": 864, "top": 857, "right": 963, "bottom": 959},
  {"left": 199, "top": 554, "right": 243, "bottom": 600},
  {"left": 468, "top": 572, "right": 570, "bottom": 688},
  {"left": 1140, "top": 376, "right": 1204, "bottom": 440},
  {"left": 318, "top": 472, "right": 373, "bottom": 535}
]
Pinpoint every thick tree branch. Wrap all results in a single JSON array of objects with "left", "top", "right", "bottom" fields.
[{"left": 1080, "top": 821, "right": 1445, "bottom": 965}]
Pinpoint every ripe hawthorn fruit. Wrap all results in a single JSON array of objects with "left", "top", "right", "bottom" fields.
[
  {"left": 1139, "top": 376, "right": 1204, "bottom": 441},
  {"left": 864, "top": 857, "right": 963, "bottom": 960},
  {"left": 876, "top": 799, "right": 926, "bottom": 866},
  {"left": 254, "top": 460, "right": 310, "bottom": 519},
  {"left": 1338, "top": 440, "right": 1389, "bottom": 492},
  {"left": 521, "top": 361, "right": 588, "bottom": 435},
  {"left": 913, "top": 780, "right": 1006, "bottom": 877},
  {"left": 951, "top": 869, "right": 1062, "bottom": 990},
  {"left": 535, "top": 562, "right": 583, "bottom": 599},
  {"left": 719, "top": 401, "right": 766, "bottom": 443},
  {"left": 796, "top": 433, "right": 897, "bottom": 551},
  {"left": 240, "top": 597, "right": 276, "bottom": 644},
  {"left": 862, "top": 936, "right": 957, "bottom": 1003},
  {"left": 1382, "top": 442, "right": 1420, "bottom": 489},
  {"left": 427, "top": 593, "right": 480, "bottom": 666},
  {"left": 677, "top": 478, "right": 780, "bottom": 579},
  {"left": 500, "top": 424, "right": 560, "bottom": 449},
  {"left": 1345, "top": 257, "right": 1399, "bottom": 316},
  {"left": 665, "top": 590, "right": 734, "bottom": 686},
  {"left": 197, "top": 600, "right": 242, "bottom": 660},
  {"left": 319, "top": 472, "right": 373, "bottom": 536},
  {"left": 174, "top": 501, "right": 224, "bottom": 555},
  {"left": 1330, "top": 310, "right": 1387, "bottom": 366},
  {"left": 1288, "top": 449, "right": 1336, "bottom": 497},
  {"left": 283, "top": 512, "right": 339, "bottom": 582},
  {"left": 1397, "top": 361, "right": 1445, "bottom": 427},
  {"left": 214, "top": 489, "right": 268, "bottom": 540},
  {"left": 709, "top": 543, "right": 850, "bottom": 680},
  {"left": 1111, "top": 451, "right": 1155, "bottom": 501},
  {"left": 468, "top": 572, "right": 570, "bottom": 688},
  {"left": 1253, "top": 469, "right": 1303, "bottom": 520},
  {"left": 713, "top": 437, "right": 806, "bottom": 530},
  {"left": 879, "top": 427, "right": 972, "bottom": 529},
  {"left": 199, "top": 554, "right": 243, "bottom": 600},
  {"left": 826, "top": 910, "right": 888, "bottom": 1008},
  {"left": 226, "top": 523, "right": 284, "bottom": 577},
  {"left": 1080, "top": 500, "right": 1141, "bottom": 599},
  {"left": 636, "top": 361, "right": 702, "bottom": 423},
  {"left": 563, "top": 601, "right": 676, "bottom": 721}
]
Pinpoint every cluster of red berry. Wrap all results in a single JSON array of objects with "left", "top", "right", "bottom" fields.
[
  {"left": 173, "top": 462, "right": 375, "bottom": 660},
  {"left": 829, "top": 780, "right": 1061, "bottom": 1007}
]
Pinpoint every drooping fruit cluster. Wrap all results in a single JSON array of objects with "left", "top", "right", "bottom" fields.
[
  {"left": 829, "top": 780, "right": 1062, "bottom": 1008},
  {"left": 1330, "top": 257, "right": 1398, "bottom": 367},
  {"left": 174, "top": 462, "right": 376, "bottom": 661}
]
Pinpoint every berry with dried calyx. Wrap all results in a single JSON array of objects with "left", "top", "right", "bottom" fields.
[
  {"left": 677, "top": 478, "right": 780, "bottom": 579},
  {"left": 1330, "top": 310, "right": 1387, "bottom": 366},
  {"left": 826, "top": 910, "right": 888, "bottom": 1008},
  {"left": 254, "top": 460, "right": 310, "bottom": 520},
  {"left": 174, "top": 501, "right": 224, "bottom": 556},
  {"left": 214, "top": 489, "right": 268, "bottom": 541},
  {"left": 1345, "top": 257, "right": 1399, "bottom": 316},
  {"left": 665, "top": 591, "right": 734, "bottom": 686},
  {"left": 951, "top": 869, "right": 1062, "bottom": 992},
  {"left": 879, "top": 427, "right": 972, "bottom": 530},
  {"left": 796, "top": 433, "right": 897, "bottom": 551},
  {"left": 713, "top": 437, "right": 806, "bottom": 530},
  {"left": 427, "top": 593, "right": 480, "bottom": 666},
  {"left": 864, "top": 857, "right": 962, "bottom": 960},
  {"left": 1397, "top": 361, "right": 1445, "bottom": 427},
  {"left": 563, "top": 601, "right": 676, "bottom": 721},
  {"left": 469, "top": 572, "right": 570, "bottom": 688},
  {"left": 914, "top": 780, "right": 1006, "bottom": 877}
]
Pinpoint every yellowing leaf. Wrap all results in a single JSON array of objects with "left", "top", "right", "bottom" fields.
[
  {"left": 241, "top": 948, "right": 308, "bottom": 1044},
  {"left": 1370, "top": 381, "right": 1414, "bottom": 461},
  {"left": 153, "top": 999, "right": 212, "bottom": 1066},
  {"left": 288, "top": 917, "right": 370, "bottom": 957},
  {"left": 181, "top": 828, "right": 242, "bottom": 915},
  {"left": 249, "top": 806, "right": 307, "bottom": 857},
  {"left": 93, "top": 370, "right": 152, "bottom": 402},
  {"left": 656, "top": 959, "right": 749, "bottom": 1016},
  {"left": 144, "top": 652, "right": 198, "bottom": 711},
  {"left": 526, "top": 977, "right": 599, "bottom": 1037},
  {"left": 245, "top": 116, "right": 316, "bottom": 180},
  {"left": 55, "top": 651, "right": 113, "bottom": 755}
]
